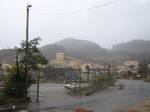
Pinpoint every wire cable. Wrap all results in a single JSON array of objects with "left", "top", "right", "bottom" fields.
[{"left": 36, "top": 0, "right": 120, "bottom": 15}]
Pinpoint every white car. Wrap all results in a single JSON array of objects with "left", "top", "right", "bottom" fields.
[
  {"left": 64, "top": 84, "right": 71, "bottom": 89},
  {"left": 65, "top": 83, "right": 80, "bottom": 89}
]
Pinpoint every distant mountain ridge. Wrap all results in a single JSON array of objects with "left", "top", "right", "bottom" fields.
[
  {"left": 55, "top": 38, "right": 108, "bottom": 59},
  {"left": 112, "top": 40, "right": 150, "bottom": 53},
  {"left": 40, "top": 38, "right": 108, "bottom": 59},
  {"left": 0, "top": 38, "right": 150, "bottom": 63},
  {"left": 40, "top": 44, "right": 67, "bottom": 60},
  {"left": 40, "top": 38, "right": 150, "bottom": 62},
  {"left": 56, "top": 38, "right": 101, "bottom": 51},
  {"left": 112, "top": 39, "right": 150, "bottom": 60},
  {"left": 0, "top": 49, "right": 16, "bottom": 63}
]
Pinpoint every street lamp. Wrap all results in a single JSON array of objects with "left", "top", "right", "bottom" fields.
[{"left": 24, "top": 3, "right": 32, "bottom": 100}]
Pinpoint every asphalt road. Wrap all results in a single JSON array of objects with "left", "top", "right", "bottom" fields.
[{"left": 16, "top": 79, "right": 150, "bottom": 112}]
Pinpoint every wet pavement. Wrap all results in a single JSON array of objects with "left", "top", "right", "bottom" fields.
[{"left": 16, "top": 79, "right": 150, "bottom": 112}]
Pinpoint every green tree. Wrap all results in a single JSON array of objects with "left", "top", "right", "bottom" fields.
[
  {"left": 20, "top": 37, "right": 47, "bottom": 99},
  {"left": 4, "top": 37, "right": 48, "bottom": 99},
  {"left": 20, "top": 37, "right": 48, "bottom": 70},
  {"left": 139, "top": 59, "right": 150, "bottom": 78}
]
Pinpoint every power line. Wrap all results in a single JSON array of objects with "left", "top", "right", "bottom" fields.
[
  {"left": 67, "top": 0, "right": 120, "bottom": 14},
  {"left": 36, "top": 0, "right": 120, "bottom": 15}
]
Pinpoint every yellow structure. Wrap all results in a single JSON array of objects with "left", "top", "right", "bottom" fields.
[
  {"left": 50, "top": 52, "right": 65, "bottom": 65},
  {"left": 118, "top": 59, "right": 139, "bottom": 76},
  {"left": 56, "top": 52, "right": 64, "bottom": 62},
  {"left": 69, "top": 59, "right": 81, "bottom": 69},
  {"left": 80, "top": 64, "right": 92, "bottom": 72},
  {"left": 80, "top": 64, "right": 93, "bottom": 81},
  {"left": 124, "top": 60, "right": 139, "bottom": 67}
]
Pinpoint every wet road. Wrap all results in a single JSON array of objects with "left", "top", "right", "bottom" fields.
[{"left": 17, "top": 80, "right": 150, "bottom": 112}]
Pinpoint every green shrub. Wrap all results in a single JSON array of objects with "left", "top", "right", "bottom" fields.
[
  {"left": 89, "top": 74, "right": 115, "bottom": 92},
  {"left": 144, "top": 76, "right": 150, "bottom": 82},
  {"left": 4, "top": 64, "right": 32, "bottom": 98}
]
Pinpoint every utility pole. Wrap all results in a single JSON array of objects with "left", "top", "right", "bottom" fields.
[
  {"left": 36, "top": 65, "right": 44, "bottom": 102},
  {"left": 15, "top": 47, "right": 19, "bottom": 97},
  {"left": 15, "top": 47, "right": 19, "bottom": 78},
  {"left": 148, "top": 64, "right": 150, "bottom": 78},
  {"left": 24, "top": 3, "right": 32, "bottom": 100},
  {"left": 36, "top": 71, "right": 40, "bottom": 102}
]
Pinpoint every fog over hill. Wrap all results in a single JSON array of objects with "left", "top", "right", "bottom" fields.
[
  {"left": 112, "top": 40, "right": 150, "bottom": 53},
  {"left": 112, "top": 40, "right": 150, "bottom": 60},
  {"left": 40, "top": 38, "right": 150, "bottom": 62},
  {"left": 0, "top": 38, "right": 150, "bottom": 63},
  {"left": 40, "top": 38, "right": 112, "bottom": 62},
  {"left": 56, "top": 38, "right": 102, "bottom": 51},
  {"left": 55, "top": 38, "right": 109, "bottom": 60},
  {"left": 40, "top": 44, "right": 67, "bottom": 60},
  {"left": 0, "top": 49, "right": 16, "bottom": 63}
]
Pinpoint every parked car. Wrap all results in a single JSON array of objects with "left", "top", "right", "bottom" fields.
[{"left": 64, "top": 83, "right": 80, "bottom": 89}]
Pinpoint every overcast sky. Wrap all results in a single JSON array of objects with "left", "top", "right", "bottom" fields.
[{"left": 0, "top": 0, "right": 150, "bottom": 49}]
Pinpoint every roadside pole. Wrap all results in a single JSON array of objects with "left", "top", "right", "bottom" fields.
[
  {"left": 36, "top": 71, "right": 40, "bottom": 102},
  {"left": 15, "top": 47, "right": 19, "bottom": 98},
  {"left": 148, "top": 64, "right": 150, "bottom": 78},
  {"left": 24, "top": 3, "right": 32, "bottom": 100}
]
